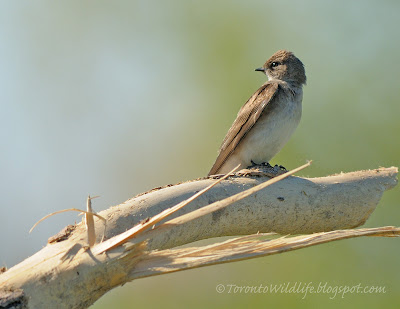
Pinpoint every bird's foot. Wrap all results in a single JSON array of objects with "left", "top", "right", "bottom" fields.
[
  {"left": 261, "top": 162, "right": 273, "bottom": 168},
  {"left": 278, "top": 164, "right": 287, "bottom": 171},
  {"left": 237, "top": 162, "right": 288, "bottom": 178}
]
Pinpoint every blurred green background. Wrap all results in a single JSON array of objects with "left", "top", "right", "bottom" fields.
[{"left": 1, "top": 0, "right": 399, "bottom": 308}]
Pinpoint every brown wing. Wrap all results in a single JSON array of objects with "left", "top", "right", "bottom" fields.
[{"left": 208, "top": 82, "right": 280, "bottom": 176}]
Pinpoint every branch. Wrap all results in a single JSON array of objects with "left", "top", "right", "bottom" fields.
[
  {"left": 100, "top": 166, "right": 398, "bottom": 251},
  {"left": 129, "top": 226, "right": 400, "bottom": 280},
  {"left": 0, "top": 166, "right": 398, "bottom": 309}
]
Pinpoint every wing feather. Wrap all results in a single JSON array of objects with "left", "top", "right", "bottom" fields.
[{"left": 208, "top": 82, "right": 280, "bottom": 175}]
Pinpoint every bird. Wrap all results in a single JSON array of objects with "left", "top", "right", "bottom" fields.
[{"left": 208, "top": 50, "right": 306, "bottom": 176}]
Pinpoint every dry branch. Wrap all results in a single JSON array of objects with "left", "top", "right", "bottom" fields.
[
  {"left": 130, "top": 226, "right": 400, "bottom": 280},
  {"left": 0, "top": 166, "right": 398, "bottom": 309},
  {"left": 103, "top": 166, "right": 397, "bottom": 251}
]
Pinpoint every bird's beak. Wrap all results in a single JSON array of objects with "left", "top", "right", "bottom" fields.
[{"left": 255, "top": 67, "right": 265, "bottom": 73}]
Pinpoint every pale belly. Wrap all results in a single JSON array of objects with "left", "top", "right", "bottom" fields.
[{"left": 218, "top": 97, "right": 302, "bottom": 174}]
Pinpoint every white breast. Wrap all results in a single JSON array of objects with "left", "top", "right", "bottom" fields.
[{"left": 219, "top": 90, "right": 302, "bottom": 174}]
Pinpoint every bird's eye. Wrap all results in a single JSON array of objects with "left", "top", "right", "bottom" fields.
[{"left": 271, "top": 62, "right": 280, "bottom": 68}]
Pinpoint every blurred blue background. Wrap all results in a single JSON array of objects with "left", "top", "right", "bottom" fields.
[{"left": 1, "top": 1, "right": 399, "bottom": 308}]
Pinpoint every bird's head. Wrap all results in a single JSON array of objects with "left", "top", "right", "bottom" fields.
[{"left": 255, "top": 50, "right": 306, "bottom": 86}]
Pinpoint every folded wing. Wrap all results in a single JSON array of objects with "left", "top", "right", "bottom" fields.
[{"left": 208, "top": 82, "right": 280, "bottom": 175}]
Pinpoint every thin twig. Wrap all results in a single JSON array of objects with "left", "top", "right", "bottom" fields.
[
  {"left": 86, "top": 195, "right": 99, "bottom": 247},
  {"left": 29, "top": 207, "right": 105, "bottom": 233}
]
